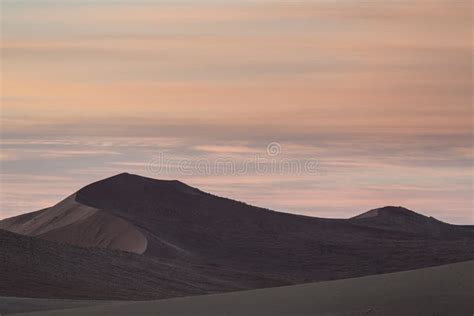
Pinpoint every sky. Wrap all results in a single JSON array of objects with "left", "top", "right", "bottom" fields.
[{"left": 0, "top": 0, "right": 472, "bottom": 223}]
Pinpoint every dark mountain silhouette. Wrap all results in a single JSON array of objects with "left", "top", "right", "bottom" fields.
[{"left": 1, "top": 173, "right": 473, "bottom": 300}]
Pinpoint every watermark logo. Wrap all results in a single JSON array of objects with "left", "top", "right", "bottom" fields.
[
  {"left": 148, "top": 142, "right": 319, "bottom": 176},
  {"left": 266, "top": 142, "right": 282, "bottom": 157}
]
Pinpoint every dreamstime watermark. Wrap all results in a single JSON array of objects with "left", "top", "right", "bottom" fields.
[
  {"left": 148, "top": 142, "right": 319, "bottom": 176},
  {"left": 266, "top": 142, "right": 281, "bottom": 157}
]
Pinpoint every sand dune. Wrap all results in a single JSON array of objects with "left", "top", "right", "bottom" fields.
[
  {"left": 0, "top": 297, "right": 112, "bottom": 315},
  {"left": 1, "top": 173, "right": 473, "bottom": 301},
  {"left": 0, "top": 195, "right": 97, "bottom": 236},
  {"left": 7, "top": 260, "right": 473, "bottom": 316},
  {"left": 38, "top": 209, "right": 148, "bottom": 254},
  {"left": 0, "top": 194, "right": 147, "bottom": 254}
]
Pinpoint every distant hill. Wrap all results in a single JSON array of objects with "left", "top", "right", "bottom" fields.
[
  {"left": 1, "top": 173, "right": 473, "bottom": 300},
  {"left": 350, "top": 206, "right": 474, "bottom": 238}
]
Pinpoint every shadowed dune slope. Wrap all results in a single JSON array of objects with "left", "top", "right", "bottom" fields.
[
  {"left": 0, "top": 229, "right": 283, "bottom": 301},
  {"left": 8, "top": 261, "right": 474, "bottom": 316}
]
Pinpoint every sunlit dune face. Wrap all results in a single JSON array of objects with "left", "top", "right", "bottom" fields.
[{"left": 0, "top": 0, "right": 472, "bottom": 223}]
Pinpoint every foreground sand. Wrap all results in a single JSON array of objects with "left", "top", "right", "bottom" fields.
[
  {"left": 0, "top": 297, "right": 112, "bottom": 315},
  {"left": 6, "top": 260, "right": 473, "bottom": 316}
]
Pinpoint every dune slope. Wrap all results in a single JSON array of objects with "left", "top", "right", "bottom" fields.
[
  {"left": 9, "top": 260, "right": 474, "bottom": 316},
  {"left": 0, "top": 194, "right": 147, "bottom": 254},
  {"left": 0, "top": 229, "right": 281, "bottom": 301}
]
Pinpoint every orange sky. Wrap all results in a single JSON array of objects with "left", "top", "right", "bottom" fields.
[{"left": 0, "top": 0, "right": 472, "bottom": 223}]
